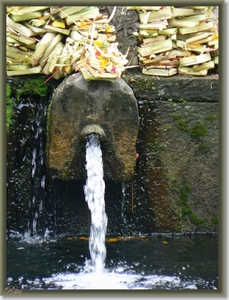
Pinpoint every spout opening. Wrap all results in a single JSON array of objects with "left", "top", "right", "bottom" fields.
[{"left": 81, "top": 125, "right": 106, "bottom": 142}]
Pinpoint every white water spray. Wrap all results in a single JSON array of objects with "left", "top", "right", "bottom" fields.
[{"left": 84, "top": 134, "right": 108, "bottom": 274}]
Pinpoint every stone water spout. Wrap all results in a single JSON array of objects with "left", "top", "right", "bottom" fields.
[{"left": 46, "top": 73, "right": 139, "bottom": 181}]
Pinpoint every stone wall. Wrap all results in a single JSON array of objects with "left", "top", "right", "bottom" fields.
[
  {"left": 123, "top": 72, "right": 219, "bottom": 232},
  {"left": 6, "top": 73, "right": 219, "bottom": 234}
]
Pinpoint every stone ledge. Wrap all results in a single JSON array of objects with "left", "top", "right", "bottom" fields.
[
  {"left": 122, "top": 71, "right": 219, "bottom": 102},
  {"left": 7, "top": 72, "right": 219, "bottom": 104}
]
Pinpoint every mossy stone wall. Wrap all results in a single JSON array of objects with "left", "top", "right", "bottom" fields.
[
  {"left": 6, "top": 73, "right": 219, "bottom": 234},
  {"left": 123, "top": 72, "right": 219, "bottom": 232}
]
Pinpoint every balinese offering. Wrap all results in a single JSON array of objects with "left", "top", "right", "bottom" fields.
[
  {"left": 6, "top": 6, "right": 219, "bottom": 79},
  {"left": 6, "top": 6, "right": 128, "bottom": 81},
  {"left": 128, "top": 6, "right": 218, "bottom": 76}
]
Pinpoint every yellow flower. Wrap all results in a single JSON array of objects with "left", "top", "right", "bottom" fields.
[
  {"left": 99, "top": 56, "right": 109, "bottom": 67},
  {"left": 94, "top": 40, "right": 103, "bottom": 48}
]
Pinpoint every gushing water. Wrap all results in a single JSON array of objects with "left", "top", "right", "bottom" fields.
[{"left": 84, "top": 134, "right": 108, "bottom": 274}]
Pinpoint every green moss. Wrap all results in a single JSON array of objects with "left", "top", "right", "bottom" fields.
[
  {"left": 177, "top": 183, "right": 207, "bottom": 226},
  {"left": 138, "top": 79, "right": 151, "bottom": 91},
  {"left": 181, "top": 205, "right": 192, "bottom": 216},
  {"left": 6, "top": 78, "right": 50, "bottom": 133},
  {"left": 152, "top": 141, "right": 164, "bottom": 152},
  {"left": 196, "top": 143, "right": 211, "bottom": 154},
  {"left": 164, "top": 124, "right": 172, "bottom": 131},
  {"left": 6, "top": 84, "right": 13, "bottom": 133},
  {"left": 189, "top": 213, "right": 205, "bottom": 225},
  {"left": 172, "top": 114, "right": 182, "bottom": 120},
  {"left": 205, "top": 115, "right": 217, "bottom": 121},
  {"left": 135, "top": 78, "right": 157, "bottom": 93},
  {"left": 17, "top": 78, "right": 48, "bottom": 100},
  {"left": 190, "top": 122, "right": 207, "bottom": 140},
  {"left": 179, "top": 185, "right": 191, "bottom": 211},
  {"left": 211, "top": 216, "right": 218, "bottom": 225},
  {"left": 178, "top": 119, "right": 190, "bottom": 131},
  {"left": 171, "top": 177, "right": 179, "bottom": 184},
  {"left": 180, "top": 185, "right": 191, "bottom": 201}
]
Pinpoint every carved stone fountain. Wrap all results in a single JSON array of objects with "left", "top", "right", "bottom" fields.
[{"left": 46, "top": 73, "right": 139, "bottom": 181}]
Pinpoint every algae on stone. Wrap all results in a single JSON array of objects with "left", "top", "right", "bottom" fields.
[{"left": 16, "top": 78, "right": 48, "bottom": 99}]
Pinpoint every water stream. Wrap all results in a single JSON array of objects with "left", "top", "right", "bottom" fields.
[{"left": 84, "top": 134, "right": 107, "bottom": 274}]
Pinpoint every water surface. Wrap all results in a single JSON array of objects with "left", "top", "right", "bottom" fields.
[{"left": 7, "top": 233, "right": 218, "bottom": 290}]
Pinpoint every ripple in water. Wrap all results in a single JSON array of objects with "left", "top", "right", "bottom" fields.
[
  {"left": 31, "top": 270, "right": 212, "bottom": 290},
  {"left": 6, "top": 233, "right": 218, "bottom": 290}
]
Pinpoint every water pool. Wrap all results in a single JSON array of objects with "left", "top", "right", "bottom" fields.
[{"left": 6, "top": 232, "right": 218, "bottom": 290}]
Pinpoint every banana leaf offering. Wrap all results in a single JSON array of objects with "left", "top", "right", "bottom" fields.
[
  {"left": 6, "top": 6, "right": 128, "bottom": 81},
  {"left": 128, "top": 6, "right": 218, "bottom": 76}
]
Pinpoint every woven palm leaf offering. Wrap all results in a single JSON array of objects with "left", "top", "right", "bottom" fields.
[
  {"left": 79, "top": 34, "right": 129, "bottom": 82},
  {"left": 128, "top": 6, "right": 218, "bottom": 76},
  {"left": 6, "top": 6, "right": 128, "bottom": 81}
]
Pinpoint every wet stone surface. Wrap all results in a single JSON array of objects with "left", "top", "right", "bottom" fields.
[
  {"left": 135, "top": 100, "right": 219, "bottom": 232},
  {"left": 6, "top": 74, "right": 219, "bottom": 234},
  {"left": 123, "top": 72, "right": 219, "bottom": 102},
  {"left": 46, "top": 73, "right": 139, "bottom": 182}
]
